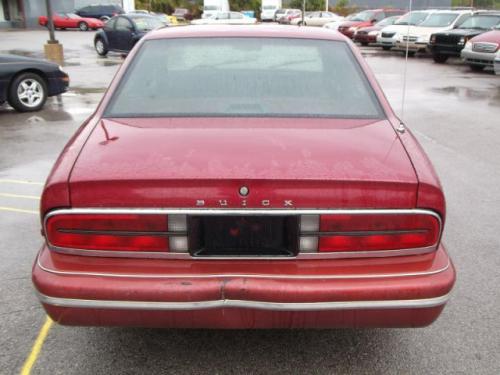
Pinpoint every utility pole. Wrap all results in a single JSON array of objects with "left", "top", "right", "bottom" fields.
[
  {"left": 44, "top": 0, "right": 64, "bottom": 64},
  {"left": 302, "top": 0, "right": 305, "bottom": 24},
  {"left": 325, "top": 0, "right": 328, "bottom": 12}
]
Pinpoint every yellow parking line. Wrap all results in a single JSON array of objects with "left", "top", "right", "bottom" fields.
[
  {"left": 0, "top": 207, "right": 38, "bottom": 214},
  {"left": 0, "top": 179, "right": 43, "bottom": 186},
  {"left": 20, "top": 316, "right": 53, "bottom": 375},
  {"left": 0, "top": 193, "right": 40, "bottom": 200}
]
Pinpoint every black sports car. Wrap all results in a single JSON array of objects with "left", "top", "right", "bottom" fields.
[
  {"left": 0, "top": 54, "right": 69, "bottom": 112},
  {"left": 429, "top": 12, "right": 500, "bottom": 63},
  {"left": 94, "top": 14, "right": 164, "bottom": 56}
]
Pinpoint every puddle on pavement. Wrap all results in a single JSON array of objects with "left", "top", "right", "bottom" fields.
[
  {"left": 63, "top": 61, "right": 82, "bottom": 67},
  {"left": 70, "top": 87, "right": 107, "bottom": 95},
  {"left": 96, "top": 59, "right": 122, "bottom": 66},
  {"left": 2, "top": 49, "right": 44, "bottom": 59},
  {"left": 431, "top": 86, "right": 500, "bottom": 107}
]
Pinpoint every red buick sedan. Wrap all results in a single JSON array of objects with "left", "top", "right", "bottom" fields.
[
  {"left": 33, "top": 25, "right": 455, "bottom": 328},
  {"left": 38, "top": 12, "right": 103, "bottom": 31}
]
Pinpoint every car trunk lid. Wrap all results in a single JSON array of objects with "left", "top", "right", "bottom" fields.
[{"left": 68, "top": 117, "right": 418, "bottom": 209}]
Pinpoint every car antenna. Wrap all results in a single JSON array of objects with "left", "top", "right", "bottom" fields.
[{"left": 398, "top": 0, "right": 414, "bottom": 134}]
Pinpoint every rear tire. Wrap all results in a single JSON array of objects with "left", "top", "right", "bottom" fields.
[
  {"left": 470, "top": 64, "right": 484, "bottom": 72},
  {"left": 95, "top": 38, "right": 108, "bottom": 56},
  {"left": 406, "top": 51, "right": 416, "bottom": 57},
  {"left": 433, "top": 54, "right": 449, "bottom": 63},
  {"left": 7, "top": 72, "right": 47, "bottom": 112},
  {"left": 361, "top": 42, "right": 369, "bottom": 46},
  {"left": 78, "top": 21, "right": 89, "bottom": 31},
  {"left": 382, "top": 46, "right": 391, "bottom": 51}
]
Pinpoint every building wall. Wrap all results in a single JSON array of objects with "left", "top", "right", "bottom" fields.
[{"left": 329, "top": 0, "right": 452, "bottom": 10}]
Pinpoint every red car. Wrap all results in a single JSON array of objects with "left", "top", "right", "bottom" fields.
[
  {"left": 33, "top": 25, "right": 455, "bottom": 329},
  {"left": 339, "top": 9, "right": 405, "bottom": 39},
  {"left": 354, "top": 15, "right": 401, "bottom": 46},
  {"left": 461, "top": 24, "right": 500, "bottom": 71},
  {"left": 38, "top": 12, "right": 104, "bottom": 31}
]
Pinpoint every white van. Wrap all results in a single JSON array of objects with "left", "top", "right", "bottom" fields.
[
  {"left": 202, "top": 0, "right": 230, "bottom": 19},
  {"left": 261, "top": 0, "right": 282, "bottom": 22}
]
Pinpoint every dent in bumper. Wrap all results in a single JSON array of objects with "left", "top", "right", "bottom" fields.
[{"left": 32, "top": 245, "right": 455, "bottom": 328}]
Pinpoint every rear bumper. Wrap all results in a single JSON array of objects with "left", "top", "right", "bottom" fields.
[{"left": 33, "top": 244, "right": 455, "bottom": 328}]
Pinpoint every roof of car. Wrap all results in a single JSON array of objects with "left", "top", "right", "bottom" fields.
[
  {"left": 147, "top": 25, "right": 348, "bottom": 42},
  {"left": 428, "top": 9, "right": 473, "bottom": 13},
  {"left": 127, "top": 13, "right": 158, "bottom": 19}
]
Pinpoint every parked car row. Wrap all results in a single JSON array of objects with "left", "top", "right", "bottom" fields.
[
  {"left": 191, "top": 11, "right": 257, "bottom": 25},
  {"left": 39, "top": 4, "right": 185, "bottom": 31},
  {"left": 325, "top": 8, "right": 500, "bottom": 72}
]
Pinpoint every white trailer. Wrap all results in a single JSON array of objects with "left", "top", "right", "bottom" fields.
[
  {"left": 202, "top": 0, "right": 230, "bottom": 19},
  {"left": 261, "top": 0, "right": 282, "bottom": 22}
]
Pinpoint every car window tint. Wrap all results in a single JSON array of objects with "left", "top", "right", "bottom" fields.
[
  {"left": 459, "top": 15, "right": 500, "bottom": 29},
  {"left": 133, "top": 17, "right": 162, "bottom": 31},
  {"left": 420, "top": 13, "right": 459, "bottom": 27},
  {"left": 106, "top": 17, "right": 117, "bottom": 28},
  {"left": 116, "top": 17, "right": 132, "bottom": 30},
  {"left": 454, "top": 14, "right": 471, "bottom": 27},
  {"left": 106, "top": 38, "right": 383, "bottom": 119}
]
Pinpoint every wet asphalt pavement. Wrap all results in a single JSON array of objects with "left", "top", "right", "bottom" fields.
[{"left": 0, "top": 30, "right": 499, "bottom": 374}]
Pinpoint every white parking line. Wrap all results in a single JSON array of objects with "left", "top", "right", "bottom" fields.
[
  {"left": 0, "top": 207, "right": 38, "bottom": 214},
  {"left": 0, "top": 179, "right": 43, "bottom": 186},
  {"left": 0, "top": 193, "right": 40, "bottom": 200}
]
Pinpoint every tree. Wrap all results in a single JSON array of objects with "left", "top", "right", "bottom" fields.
[{"left": 289, "top": 0, "right": 327, "bottom": 11}]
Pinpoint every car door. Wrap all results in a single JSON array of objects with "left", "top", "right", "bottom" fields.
[
  {"left": 215, "top": 12, "right": 230, "bottom": 24},
  {"left": 102, "top": 17, "right": 118, "bottom": 50},
  {"left": 229, "top": 12, "right": 244, "bottom": 24},
  {"left": 51, "top": 13, "right": 63, "bottom": 28},
  {"left": 60, "top": 13, "right": 77, "bottom": 28},
  {"left": 114, "top": 17, "right": 135, "bottom": 51},
  {"left": 318, "top": 12, "right": 334, "bottom": 26},
  {"left": 308, "top": 12, "right": 320, "bottom": 26},
  {"left": 0, "top": 56, "right": 8, "bottom": 103}
]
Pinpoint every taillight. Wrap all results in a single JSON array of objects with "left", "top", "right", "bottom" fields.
[
  {"left": 45, "top": 213, "right": 188, "bottom": 253},
  {"left": 299, "top": 212, "right": 440, "bottom": 254}
]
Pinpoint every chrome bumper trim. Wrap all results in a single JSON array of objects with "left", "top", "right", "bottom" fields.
[
  {"left": 37, "top": 291, "right": 451, "bottom": 311},
  {"left": 36, "top": 250, "right": 450, "bottom": 280}
]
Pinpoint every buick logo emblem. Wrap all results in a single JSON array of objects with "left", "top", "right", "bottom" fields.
[{"left": 239, "top": 186, "right": 249, "bottom": 197}]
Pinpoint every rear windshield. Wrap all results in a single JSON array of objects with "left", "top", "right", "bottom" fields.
[{"left": 105, "top": 38, "right": 383, "bottom": 119}]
